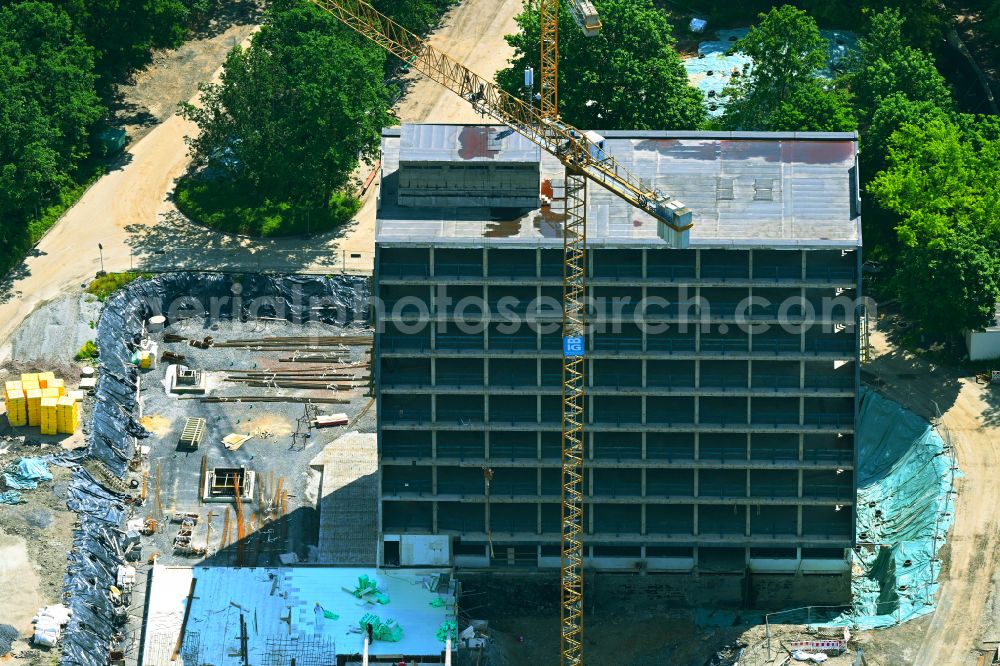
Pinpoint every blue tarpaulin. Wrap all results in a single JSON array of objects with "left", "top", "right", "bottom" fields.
[
  {"left": 0, "top": 490, "right": 22, "bottom": 505},
  {"left": 3, "top": 457, "right": 52, "bottom": 490},
  {"left": 819, "top": 389, "right": 958, "bottom": 630}
]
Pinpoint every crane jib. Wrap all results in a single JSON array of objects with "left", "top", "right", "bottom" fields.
[{"left": 309, "top": 0, "right": 694, "bottom": 239}]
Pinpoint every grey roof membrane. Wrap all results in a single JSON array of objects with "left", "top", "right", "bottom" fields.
[
  {"left": 399, "top": 124, "right": 541, "bottom": 163},
  {"left": 377, "top": 125, "right": 861, "bottom": 249}
]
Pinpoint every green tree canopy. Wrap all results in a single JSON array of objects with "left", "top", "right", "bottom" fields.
[
  {"left": 495, "top": 0, "right": 705, "bottom": 130},
  {"left": 0, "top": 1, "right": 101, "bottom": 235},
  {"left": 369, "top": 0, "right": 454, "bottom": 36},
  {"left": 180, "top": 1, "right": 395, "bottom": 207},
  {"left": 848, "top": 8, "right": 953, "bottom": 126},
  {"left": 891, "top": 233, "right": 1000, "bottom": 341},
  {"left": 719, "top": 5, "right": 855, "bottom": 132},
  {"left": 869, "top": 116, "right": 1000, "bottom": 339}
]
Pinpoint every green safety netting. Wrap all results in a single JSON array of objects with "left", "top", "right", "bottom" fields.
[
  {"left": 351, "top": 575, "right": 390, "bottom": 604},
  {"left": 436, "top": 620, "right": 457, "bottom": 643},
  {"left": 683, "top": 29, "right": 857, "bottom": 117},
  {"left": 359, "top": 613, "right": 403, "bottom": 642},
  {"left": 821, "top": 389, "right": 958, "bottom": 630}
]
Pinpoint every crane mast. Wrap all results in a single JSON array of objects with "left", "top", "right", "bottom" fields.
[
  {"left": 306, "top": 3, "right": 692, "bottom": 665},
  {"left": 537, "top": 1, "right": 602, "bottom": 663}
]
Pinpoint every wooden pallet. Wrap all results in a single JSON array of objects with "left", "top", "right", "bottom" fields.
[{"left": 179, "top": 417, "right": 207, "bottom": 449}]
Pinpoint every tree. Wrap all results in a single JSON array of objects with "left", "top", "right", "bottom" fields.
[
  {"left": 11, "top": 0, "right": 198, "bottom": 93},
  {"left": 180, "top": 2, "right": 395, "bottom": 207},
  {"left": 0, "top": 1, "right": 101, "bottom": 236},
  {"left": 891, "top": 234, "right": 1000, "bottom": 341},
  {"left": 495, "top": 0, "right": 705, "bottom": 130},
  {"left": 869, "top": 116, "right": 1000, "bottom": 339},
  {"left": 719, "top": 5, "right": 856, "bottom": 132},
  {"left": 848, "top": 8, "right": 953, "bottom": 126},
  {"left": 369, "top": 0, "right": 454, "bottom": 36}
]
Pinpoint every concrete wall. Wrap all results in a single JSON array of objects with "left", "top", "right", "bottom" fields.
[
  {"left": 458, "top": 570, "right": 851, "bottom": 614},
  {"left": 966, "top": 328, "right": 1000, "bottom": 361}
]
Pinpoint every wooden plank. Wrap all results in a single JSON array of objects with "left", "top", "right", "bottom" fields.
[{"left": 170, "top": 577, "right": 198, "bottom": 661}]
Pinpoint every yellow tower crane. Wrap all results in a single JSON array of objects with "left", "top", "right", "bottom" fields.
[{"left": 306, "top": 2, "right": 693, "bottom": 664}]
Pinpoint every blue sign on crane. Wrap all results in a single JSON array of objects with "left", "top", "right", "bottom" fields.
[{"left": 563, "top": 336, "right": 584, "bottom": 357}]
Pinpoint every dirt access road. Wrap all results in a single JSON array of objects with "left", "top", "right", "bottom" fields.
[
  {"left": 866, "top": 329, "right": 1000, "bottom": 665},
  {"left": 0, "top": 0, "right": 520, "bottom": 362}
]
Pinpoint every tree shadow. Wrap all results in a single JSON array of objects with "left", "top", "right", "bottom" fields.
[
  {"left": 0, "top": 247, "right": 44, "bottom": 306},
  {"left": 982, "top": 380, "right": 1000, "bottom": 428},
  {"left": 125, "top": 208, "right": 346, "bottom": 274},
  {"left": 188, "top": 0, "right": 265, "bottom": 41},
  {"left": 864, "top": 314, "right": 964, "bottom": 422}
]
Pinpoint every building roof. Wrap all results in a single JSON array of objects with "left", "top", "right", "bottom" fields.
[
  {"left": 377, "top": 125, "right": 861, "bottom": 249},
  {"left": 400, "top": 124, "right": 540, "bottom": 163},
  {"left": 141, "top": 565, "right": 456, "bottom": 664}
]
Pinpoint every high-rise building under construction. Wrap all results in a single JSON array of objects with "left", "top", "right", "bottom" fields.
[{"left": 373, "top": 124, "right": 861, "bottom": 594}]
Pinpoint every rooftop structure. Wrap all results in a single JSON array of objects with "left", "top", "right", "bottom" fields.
[
  {"left": 377, "top": 126, "right": 861, "bottom": 247},
  {"left": 141, "top": 566, "right": 458, "bottom": 665}
]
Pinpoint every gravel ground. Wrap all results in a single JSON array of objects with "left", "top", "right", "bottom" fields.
[
  {"left": 128, "top": 315, "right": 375, "bottom": 570},
  {"left": 3, "top": 293, "right": 102, "bottom": 373}
]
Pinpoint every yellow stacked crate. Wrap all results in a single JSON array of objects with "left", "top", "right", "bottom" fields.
[
  {"left": 4, "top": 380, "right": 22, "bottom": 400},
  {"left": 41, "top": 387, "right": 60, "bottom": 403},
  {"left": 40, "top": 397, "right": 58, "bottom": 435},
  {"left": 26, "top": 388, "right": 43, "bottom": 426},
  {"left": 5, "top": 388, "right": 27, "bottom": 427},
  {"left": 20, "top": 372, "right": 39, "bottom": 385},
  {"left": 37, "top": 372, "right": 55, "bottom": 388},
  {"left": 21, "top": 379, "right": 40, "bottom": 395},
  {"left": 57, "top": 396, "right": 79, "bottom": 434},
  {"left": 47, "top": 378, "right": 65, "bottom": 396}
]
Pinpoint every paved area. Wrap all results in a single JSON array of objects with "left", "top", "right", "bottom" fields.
[{"left": 0, "top": 0, "right": 522, "bottom": 363}]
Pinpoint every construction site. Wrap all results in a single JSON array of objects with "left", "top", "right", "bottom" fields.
[{"left": 0, "top": 1, "right": 999, "bottom": 666}]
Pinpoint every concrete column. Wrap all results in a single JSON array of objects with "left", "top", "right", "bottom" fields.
[
  {"left": 482, "top": 247, "right": 488, "bottom": 278},
  {"left": 484, "top": 430, "right": 490, "bottom": 460},
  {"left": 642, "top": 248, "right": 648, "bottom": 279},
  {"left": 483, "top": 284, "right": 489, "bottom": 352},
  {"left": 693, "top": 504, "right": 700, "bottom": 536},
  {"left": 748, "top": 249, "right": 754, "bottom": 281}
]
